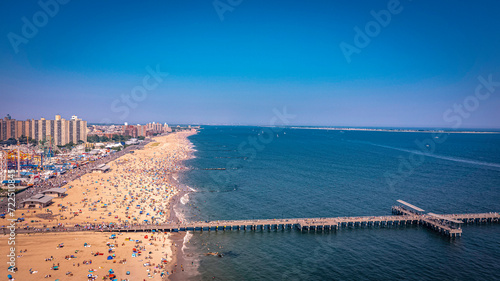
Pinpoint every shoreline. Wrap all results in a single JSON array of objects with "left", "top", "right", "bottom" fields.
[{"left": 165, "top": 132, "right": 199, "bottom": 280}]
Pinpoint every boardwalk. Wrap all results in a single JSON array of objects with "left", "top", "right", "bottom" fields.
[{"left": 6, "top": 205, "right": 499, "bottom": 238}]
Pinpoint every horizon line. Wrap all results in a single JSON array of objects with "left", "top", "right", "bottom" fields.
[{"left": 87, "top": 123, "right": 500, "bottom": 131}]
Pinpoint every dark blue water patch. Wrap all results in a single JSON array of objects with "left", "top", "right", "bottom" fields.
[{"left": 179, "top": 126, "right": 500, "bottom": 280}]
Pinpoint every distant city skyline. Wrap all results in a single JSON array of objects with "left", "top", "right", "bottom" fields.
[{"left": 1, "top": 1, "right": 500, "bottom": 128}]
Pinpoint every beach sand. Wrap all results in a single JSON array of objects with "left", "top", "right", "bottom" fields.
[
  {"left": 0, "top": 231, "right": 172, "bottom": 280},
  {"left": 1, "top": 130, "right": 197, "bottom": 280}
]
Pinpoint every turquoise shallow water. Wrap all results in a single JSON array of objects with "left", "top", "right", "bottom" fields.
[{"left": 177, "top": 126, "right": 500, "bottom": 280}]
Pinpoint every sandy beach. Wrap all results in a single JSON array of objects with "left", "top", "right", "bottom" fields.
[
  {"left": 0, "top": 232, "right": 173, "bottom": 280},
  {"left": 1, "top": 130, "right": 197, "bottom": 280}
]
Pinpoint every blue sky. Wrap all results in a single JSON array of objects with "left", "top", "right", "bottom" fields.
[{"left": 0, "top": 0, "right": 499, "bottom": 128}]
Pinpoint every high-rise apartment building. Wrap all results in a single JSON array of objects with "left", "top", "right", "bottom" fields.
[
  {"left": 0, "top": 115, "right": 87, "bottom": 145},
  {"left": 122, "top": 122, "right": 171, "bottom": 137}
]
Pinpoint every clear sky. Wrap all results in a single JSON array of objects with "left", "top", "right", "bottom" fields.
[{"left": 1, "top": 0, "right": 499, "bottom": 128}]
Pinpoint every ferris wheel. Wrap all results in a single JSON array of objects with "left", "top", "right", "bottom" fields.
[{"left": 40, "top": 135, "right": 54, "bottom": 164}]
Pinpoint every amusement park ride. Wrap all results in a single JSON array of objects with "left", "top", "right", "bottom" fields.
[{"left": 0, "top": 137, "right": 54, "bottom": 183}]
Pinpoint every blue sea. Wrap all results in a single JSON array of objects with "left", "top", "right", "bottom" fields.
[{"left": 176, "top": 126, "right": 500, "bottom": 280}]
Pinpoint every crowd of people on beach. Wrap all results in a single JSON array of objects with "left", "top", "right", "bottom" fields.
[
  {"left": 3, "top": 132, "right": 197, "bottom": 280},
  {"left": 0, "top": 141, "right": 148, "bottom": 214},
  {"left": 9, "top": 134, "right": 196, "bottom": 232}
]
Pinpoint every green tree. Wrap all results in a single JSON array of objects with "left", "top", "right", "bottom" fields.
[
  {"left": 64, "top": 142, "right": 75, "bottom": 149},
  {"left": 18, "top": 135, "right": 27, "bottom": 144}
]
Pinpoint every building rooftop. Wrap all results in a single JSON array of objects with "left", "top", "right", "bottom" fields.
[
  {"left": 32, "top": 193, "right": 44, "bottom": 199},
  {"left": 41, "top": 188, "right": 67, "bottom": 194},
  {"left": 93, "top": 164, "right": 111, "bottom": 171},
  {"left": 22, "top": 194, "right": 54, "bottom": 204}
]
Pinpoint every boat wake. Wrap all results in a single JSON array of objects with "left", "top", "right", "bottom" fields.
[{"left": 356, "top": 141, "right": 500, "bottom": 170}]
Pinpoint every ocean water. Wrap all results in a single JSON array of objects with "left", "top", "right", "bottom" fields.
[{"left": 177, "top": 126, "right": 500, "bottom": 280}]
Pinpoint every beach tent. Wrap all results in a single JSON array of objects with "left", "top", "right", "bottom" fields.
[
  {"left": 107, "top": 256, "right": 113, "bottom": 260},
  {"left": 126, "top": 271, "right": 130, "bottom": 275},
  {"left": 108, "top": 269, "right": 114, "bottom": 273}
]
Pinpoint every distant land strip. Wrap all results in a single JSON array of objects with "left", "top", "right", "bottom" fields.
[{"left": 288, "top": 127, "right": 500, "bottom": 134}]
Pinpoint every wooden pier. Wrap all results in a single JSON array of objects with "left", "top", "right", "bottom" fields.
[{"left": 4, "top": 201, "right": 499, "bottom": 238}]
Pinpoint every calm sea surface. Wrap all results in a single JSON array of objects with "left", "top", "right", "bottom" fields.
[{"left": 176, "top": 126, "right": 500, "bottom": 280}]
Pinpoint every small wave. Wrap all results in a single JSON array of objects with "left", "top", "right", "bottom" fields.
[
  {"left": 182, "top": 231, "right": 193, "bottom": 254},
  {"left": 180, "top": 193, "right": 189, "bottom": 205},
  {"left": 174, "top": 206, "right": 186, "bottom": 223}
]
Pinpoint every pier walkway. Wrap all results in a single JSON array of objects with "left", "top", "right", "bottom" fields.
[{"left": 6, "top": 201, "right": 499, "bottom": 238}]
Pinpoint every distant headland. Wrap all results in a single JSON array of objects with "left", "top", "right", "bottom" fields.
[{"left": 289, "top": 127, "right": 500, "bottom": 134}]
